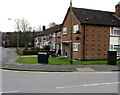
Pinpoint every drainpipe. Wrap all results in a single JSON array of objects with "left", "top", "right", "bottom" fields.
[
  {"left": 61, "top": 30, "right": 63, "bottom": 56},
  {"left": 83, "top": 25, "right": 86, "bottom": 60},
  {"left": 55, "top": 32, "right": 57, "bottom": 51}
]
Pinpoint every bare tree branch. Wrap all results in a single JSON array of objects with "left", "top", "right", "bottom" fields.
[
  {"left": 14, "top": 19, "right": 21, "bottom": 32},
  {"left": 48, "top": 22, "right": 57, "bottom": 28},
  {"left": 14, "top": 18, "right": 30, "bottom": 32},
  {"left": 20, "top": 18, "right": 30, "bottom": 32}
]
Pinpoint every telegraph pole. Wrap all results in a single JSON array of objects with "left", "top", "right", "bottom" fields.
[{"left": 70, "top": 0, "right": 73, "bottom": 64}]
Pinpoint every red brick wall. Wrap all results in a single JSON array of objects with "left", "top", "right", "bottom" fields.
[
  {"left": 83, "top": 25, "right": 110, "bottom": 60},
  {"left": 62, "top": 11, "right": 83, "bottom": 59}
]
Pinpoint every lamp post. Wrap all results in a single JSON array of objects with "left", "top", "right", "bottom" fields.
[
  {"left": 8, "top": 18, "right": 20, "bottom": 49},
  {"left": 70, "top": 0, "right": 73, "bottom": 64}
]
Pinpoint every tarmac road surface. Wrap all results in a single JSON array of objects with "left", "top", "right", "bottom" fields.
[{"left": 1, "top": 70, "right": 119, "bottom": 93}]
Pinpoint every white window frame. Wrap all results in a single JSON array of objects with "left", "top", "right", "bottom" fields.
[
  {"left": 110, "top": 27, "right": 120, "bottom": 36},
  {"left": 73, "top": 24, "right": 79, "bottom": 33},
  {"left": 42, "top": 36, "right": 44, "bottom": 40},
  {"left": 57, "top": 32, "right": 61, "bottom": 37},
  {"left": 63, "top": 27, "right": 67, "bottom": 35},
  {"left": 73, "top": 43, "right": 79, "bottom": 51},
  {"left": 53, "top": 33, "right": 56, "bottom": 38},
  {"left": 52, "top": 43, "right": 56, "bottom": 49},
  {"left": 44, "top": 35, "right": 46, "bottom": 38},
  {"left": 110, "top": 45, "right": 120, "bottom": 56}
]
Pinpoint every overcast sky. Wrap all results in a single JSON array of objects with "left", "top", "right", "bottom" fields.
[{"left": 0, "top": 0, "right": 119, "bottom": 32}]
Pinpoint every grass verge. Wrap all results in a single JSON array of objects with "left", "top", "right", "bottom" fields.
[{"left": 16, "top": 57, "right": 120, "bottom": 65}]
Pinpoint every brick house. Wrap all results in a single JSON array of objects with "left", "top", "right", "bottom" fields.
[
  {"left": 61, "top": 2, "right": 120, "bottom": 60},
  {"left": 34, "top": 25, "right": 61, "bottom": 50},
  {"left": 35, "top": 2, "right": 120, "bottom": 60}
]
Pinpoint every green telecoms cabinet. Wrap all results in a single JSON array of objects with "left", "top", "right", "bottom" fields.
[{"left": 107, "top": 51, "right": 117, "bottom": 65}]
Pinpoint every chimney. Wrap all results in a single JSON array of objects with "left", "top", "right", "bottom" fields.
[
  {"left": 115, "top": 1, "right": 120, "bottom": 17},
  {"left": 43, "top": 26, "right": 46, "bottom": 31}
]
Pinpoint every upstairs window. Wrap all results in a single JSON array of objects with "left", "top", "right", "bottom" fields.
[
  {"left": 44, "top": 35, "right": 46, "bottom": 38},
  {"left": 63, "top": 27, "right": 67, "bottom": 35},
  {"left": 49, "top": 34, "right": 52, "bottom": 38},
  {"left": 53, "top": 33, "right": 56, "bottom": 38},
  {"left": 73, "top": 24, "right": 79, "bottom": 33},
  {"left": 110, "top": 27, "right": 120, "bottom": 36},
  {"left": 57, "top": 32, "right": 61, "bottom": 38}
]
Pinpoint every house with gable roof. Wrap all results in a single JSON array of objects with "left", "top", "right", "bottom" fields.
[
  {"left": 61, "top": 2, "right": 120, "bottom": 60},
  {"left": 35, "top": 2, "right": 120, "bottom": 60}
]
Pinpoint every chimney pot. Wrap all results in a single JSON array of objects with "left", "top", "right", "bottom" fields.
[{"left": 43, "top": 26, "right": 46, "bottom": 31}]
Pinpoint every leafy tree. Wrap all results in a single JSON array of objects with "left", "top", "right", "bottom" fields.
[
  {"left": 48, "top": 22, "right": 57, "bottom": 28},
  {"left": 44, "top": 45, "right": 50, "bottom": 51}
]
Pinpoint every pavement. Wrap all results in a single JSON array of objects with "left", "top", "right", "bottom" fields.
[{"left": 1, "top": 47, "right": 120, "bottom": 72}]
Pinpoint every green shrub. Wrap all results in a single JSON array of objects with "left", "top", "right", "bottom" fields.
[
  {"left": 16, "top": 47, "right": 47, "bottom": 55},
  {"left": 44, "top": 45, "right": 50, "bottom": 51},
  {"left": 16, "top": 48, "right": 25, "bottom": 55},
  {"left": 16, "top": 46, "right": 52, "bottom": 55}
]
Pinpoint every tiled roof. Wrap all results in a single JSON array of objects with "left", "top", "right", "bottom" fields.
[
  {"left": 37, "top": 24, "right": 61, "bottom": 36},
  {"left": 72, "top": 7, "right": 120, "bottom": 26}
]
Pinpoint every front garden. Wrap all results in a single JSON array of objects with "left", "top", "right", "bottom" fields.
[
  {"left": 15, "top": 47, "right": 120, "bottom": 65},
  {"left": 16, "top": 56, "right": 120, "bottom": 65}
]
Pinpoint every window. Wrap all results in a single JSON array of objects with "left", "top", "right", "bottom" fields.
[
  {"left": 63, "top": 27, "right": 67, "bottom": 35},
  {"left": 110, "top": 45, "right": 120, "bottom": 56},
  {"left": 73, "top": 43, "right": 79, "bottom": 51},
  {"left": 110, "top": 45, "right": 114, "bottom": 50},
  {"left": 114, "top": 45, "right": 120, "bottom": 56},
  {"left": 73, "top": 24, "right": 79, "bottom": 33},
  {"left": 49, "top": 34, "right": 52, "bottom": 38},
  {"left": 110, "top": 27, "right": 120, "bottom": 36},
  {"left": 114, "top": 30, "right": 120, "bottom": 35},
  {"left": 53, "top": 43, "right": 55, "bottom": 49},
  {"left": 44, "top": 35, "right": 46, "bottom": 38},
  {"left": 57, "top": 32, "right": 61, "bottom": 38},
  {"left": 53, "top": 33, "right": 56, "bottom": 38}
]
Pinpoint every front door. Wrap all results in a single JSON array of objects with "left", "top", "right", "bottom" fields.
[{"left": 63, "top": 45, "right": 68, "bottom": 56}]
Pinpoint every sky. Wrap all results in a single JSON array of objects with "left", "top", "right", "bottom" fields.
[{"left": 0, "top": 0, "right": 119, "bottom": 32}]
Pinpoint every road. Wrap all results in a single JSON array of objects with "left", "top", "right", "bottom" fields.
[
  {"left": 0, "top": 46, "right": 2, "bottom": 93},
  {"left": 1, "top": 47, "right": 119, "bottom": 94},
  {"left": 2, "top": 47, "right": 17, "bottom": 65},
  {"left": 1, "top": 70, "right": 119, "bottom": 93},
  {"left": 0, "top": 46, "right": 2, "bottom": 65}
]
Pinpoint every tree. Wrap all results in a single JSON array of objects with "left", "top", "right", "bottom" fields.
[
  {"left": 37, "top": 25, "right": 42, "bottom": 32},
  {"left": 14, "top": 18, "right": 31, "bottom": 47},
  {"left": 48, "top": 22, "right": 57, "bottom": 28},
  {"left": 14, "top": 17, "right": 30, "bottom": 32},
  {"left": 28, "top": 27, "right": 32, "bottom": 32},
  {"left": 14, "top": 19, "right": 21, "bottom": 32},
  {"left": 20, "top": 17, "right": 30, "bottom": 32}
]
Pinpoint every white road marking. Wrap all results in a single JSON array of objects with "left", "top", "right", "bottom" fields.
[
  {"left": 0, "top": 90, "right": 19, "bottom": 93},
  {"left": 56, "top": 82, "right": 120, "bottom": 89}
]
